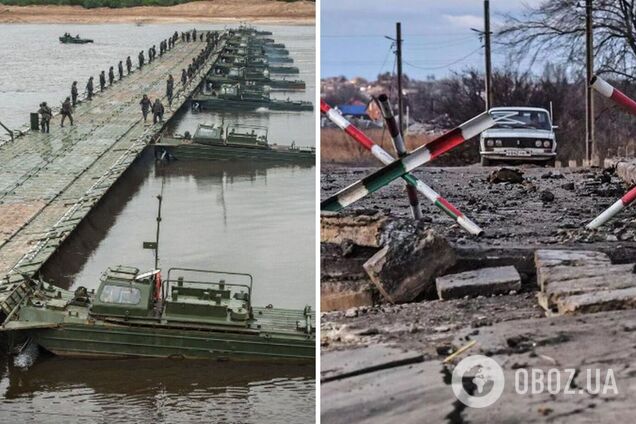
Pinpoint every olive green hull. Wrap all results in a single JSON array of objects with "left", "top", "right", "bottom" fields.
[
  {"left": 154, "top": 142, "right": 315, "bottom": 164},
  {"left": 31, "top": 324, "right": 314, "bottom": 361},
  {"left": 191, "top": 96, "right": 313, "bottom": 112}
]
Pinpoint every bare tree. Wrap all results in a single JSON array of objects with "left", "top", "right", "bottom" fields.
[{"left": 499, "top": 0, "right": 636, "bottom": 80}]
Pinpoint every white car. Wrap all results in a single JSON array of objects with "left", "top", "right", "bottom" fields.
[{"left": 479, "top": 107, "right": 557, "bottom": 166}]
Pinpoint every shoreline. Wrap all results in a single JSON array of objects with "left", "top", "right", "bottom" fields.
[{"left": 0, "top": 1, "right": 315, "bottom": 24}]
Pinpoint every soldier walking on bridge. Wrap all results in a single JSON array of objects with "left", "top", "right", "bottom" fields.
[
  {"left": 140, "top": 94, "right": 151, "bottom": 123},
  {"left": 108, "top": 66, "right": 115, "bottom": 86},
  {"left": 166, "top": 74, "right": 174, "bottom": 106},
  {"left": 60, "top": 97, "right": 73, "bottom": 127},
  {"left": 38, "top": 102, "right": 52, "bottom": 133},
  {"left": 118, "top": 61, "right": 124, "bottom": 80},
  {"left": 181, "top": 69, "right": 187, "bottom": 87},
  {"left": 71, "top": 81, "right": 78, "bottom": 107},
  {"left": 138, "top": 50, "right": 145, "bottom": 69},
  {"left": 126, "top": 56, "right": 133, "bottom": 74},
  {"left": 86, "top": 76, "right": 94, "bottom": 100},
  {"left": 152, "top": 98, "right": 165, "bottom": 124},
  {"left": 99, "top": 71, "right": 106, "bottom": 92},
  {"left": 192, "top": 28, "right": 197, "bottom": 42}
]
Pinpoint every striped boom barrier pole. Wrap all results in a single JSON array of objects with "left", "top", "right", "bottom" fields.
[
  {"left": 321, "top": 100, "right": 483, "bottom": 235},
  {"left": 591, "top": 75, "right": 636, "bottom": 116},
  {"left": 376, "top": 94, "right": 423, "bottom": 220},
  {"left": 586, "top": 74, "right": 636, "bottom": 229},
  {"left": 321, "top": 104, "right": 495, "bottom": 215},
  {"left": 586, "top": 187, "right": 636, "bottom": 229}
]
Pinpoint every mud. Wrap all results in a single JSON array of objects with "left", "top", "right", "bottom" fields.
[{"left": 0, "top": 1, "right": 315, "bottom": 24}]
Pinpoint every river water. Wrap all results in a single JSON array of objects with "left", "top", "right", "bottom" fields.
[{"left": 0, "top": 23, "right": 315, "bottom": 423}]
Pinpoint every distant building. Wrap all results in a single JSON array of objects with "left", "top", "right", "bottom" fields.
[{"left": 336, "top": 103, "right": 369, "bottom": 119}]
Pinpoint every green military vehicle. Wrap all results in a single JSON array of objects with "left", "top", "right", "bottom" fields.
[
  {"left": 208, "top": 66, "right": 306, "bottom": 91},
  {"left": 155, "top": 123, "right": 315, "bottom": 164},
  {"left": 192, "top": 84, "right": 313, "bottom": 112},
  {"left": 1, "top": 239, "right": 314, "bottom": 361}
]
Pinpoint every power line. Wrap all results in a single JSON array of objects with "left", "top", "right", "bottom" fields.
[{"left": 402, "top": 46, "right": 483, "bottom": 71}]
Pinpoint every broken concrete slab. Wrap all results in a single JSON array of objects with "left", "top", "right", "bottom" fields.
[
  {"left": 363, "top": 228, "right": 456, "bottom": 303},
  {"left": 436, "top": 265, "right": 521, "bottom": 300},
  {"left": 320, "top": 211, "right": 388, "bottom": 247},
  {"left": 321, "top": 279, "right": 375, "bottom": 312},
  {"left": 543, "top": 264, "right": 635, "bottom": 304},
  {"left": 535, "top": 249, "right": 636, "bottom": 315},
  {"left": 557, "top": 286, "right": 636, "bottom": 314},
  {"left": 535, "top": 249, "right": 612, "bottom": 290}
]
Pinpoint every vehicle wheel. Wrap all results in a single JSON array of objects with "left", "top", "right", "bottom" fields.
[
  {"left": 545, "top": 158, "right": 556, "bottom": 167},
  {"left": 480, "top": 156, "right": 492, "bottom": 166}
]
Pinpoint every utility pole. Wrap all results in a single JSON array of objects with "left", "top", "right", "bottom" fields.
[
  {"left": 396, "top": 22, "right": 404, "bottom": 134},
  {"left": 585, "top": 0, "right": 595, "bottom": 164},
  {"left": 484, "top": 0, "right": 493, "bottom": 110}
]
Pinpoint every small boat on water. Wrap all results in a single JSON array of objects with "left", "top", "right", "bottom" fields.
[
  {"left": 155, "top": 124, "right": 315, "bottom": 164},
  {"left": 0, "top": 194, "right": 315, "bottom": 361},
  {"left": 59, "top": 33, "right": 94, "bottom": 44}
]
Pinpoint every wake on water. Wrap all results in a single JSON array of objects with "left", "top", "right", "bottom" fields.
[{"left": 13, "top": 339, "right": 39, "bottom": 369}]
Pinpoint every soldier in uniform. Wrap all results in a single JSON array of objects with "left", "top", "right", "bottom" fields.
[
  {"left": 181, "top": 69, "right": 187, "bottom": 87},
  {"left": 192, "top": 28, "right": 197, "bottom": 42},
  {"left": 71, "top": 81, "right": 78, "bottom": 107},
  {"left": 152, "top": 98, "right": 164, "bottom": 124},
  {"left": 118, "top": 61, "right": 124, "bottom": 80},
  {"left": 126, "top": 56, "right": 133, "bottom": 74},
  {"left": 99, "top": 71, "right": 106, "bottom": 91},
  {"left": 108, "top": 66, "right": 115, "bottom": 86},
  {"left": 138, "top": 51, "right": 144, "bottom": 69},
  {"left": 38, "top": 102, "right": 52, "bottom": 133},
  {"left": 86, "top": 76, "right": 94, "bottom": 100},
  {"left": 148, "top": 47, "right": 153, "bottom": 63},
  {"left": 166, "top": 74, "right": 174, "bottom": 106},
  {"left": 140, "top": 94, "right": 151, "bottom": 122},
  {"left": 60, "top": 97, "right": 73, "bottom": 127}
]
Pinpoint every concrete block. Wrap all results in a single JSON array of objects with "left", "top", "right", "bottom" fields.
[{"left": 436, "top": 265, "right": 521, "bottom": 300}]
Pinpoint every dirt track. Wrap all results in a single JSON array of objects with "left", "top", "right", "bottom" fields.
[{"left": 0, "top": 0, "right": 315, "bottom": 24}]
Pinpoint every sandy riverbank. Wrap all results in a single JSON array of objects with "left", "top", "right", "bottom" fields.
[{"left": 0, "top": 0, "right": 315, "bottom": 24}]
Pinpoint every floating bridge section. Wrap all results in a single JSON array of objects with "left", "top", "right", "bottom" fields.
[{"left": 0, "top": 33, "right": 224, "bottom": 299}]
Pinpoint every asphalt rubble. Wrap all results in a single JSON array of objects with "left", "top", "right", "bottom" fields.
[{"left": 321, "top": 162, "right": 636, "bottom": 423}]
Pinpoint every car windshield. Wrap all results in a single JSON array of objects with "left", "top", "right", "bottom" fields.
[{"left": 492, "top": 110, "right": 551, "bottom": 130}]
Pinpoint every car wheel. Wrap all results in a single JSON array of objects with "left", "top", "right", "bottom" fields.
[{"left": 481, "top": 156, "right": 492, "bottom": 166}]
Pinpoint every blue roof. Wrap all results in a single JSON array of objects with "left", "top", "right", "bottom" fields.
[{"left": 337, "top": 104, "right": 368, "bottom": 117}]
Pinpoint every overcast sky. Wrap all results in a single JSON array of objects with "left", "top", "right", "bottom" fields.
[{"left": 321, "top": 0, "right": 544, "bottom": 80}]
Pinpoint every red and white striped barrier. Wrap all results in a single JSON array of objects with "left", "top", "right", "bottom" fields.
[
  {"left": 321, "top": 108, "right": 495, "bottom": 212},
  {"left": 321, "top": 100, "right": 484, "bottom": 235},
  {"left": 586, "top": 75, "right": 636, "bottom": 228},
  {"left": 586, "top": 187, "right": 636, "bottom": 229},
  {"left": 591, "top": 75, "right": 636, "bottom": 116},
  {"left": 376, "top": 94, "right": 422, "bottom": 220}
]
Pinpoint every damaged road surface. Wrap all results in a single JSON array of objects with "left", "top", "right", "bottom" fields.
[{"left": 321, "top": 163, "right": 636, "bottom": 423}]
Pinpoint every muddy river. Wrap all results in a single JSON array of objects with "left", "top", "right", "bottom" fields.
[{"left": 0, "top": 23, "right": 315, "bottom": 423}]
